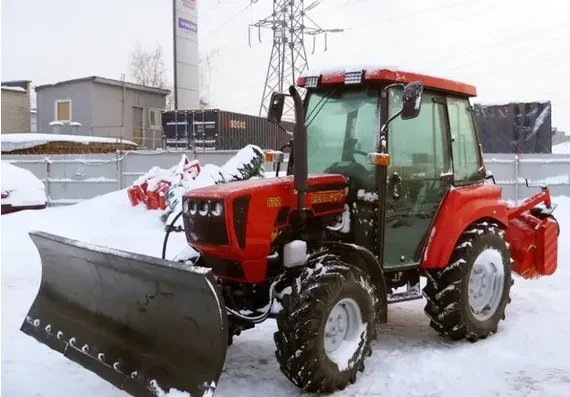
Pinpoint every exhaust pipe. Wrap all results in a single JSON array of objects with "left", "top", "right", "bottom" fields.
[{"left": 289, "top": 85, "right": 308, "bottom": 215}]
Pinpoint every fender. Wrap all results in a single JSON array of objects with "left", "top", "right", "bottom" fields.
[
  {"left": 320, "top": 241, "right": 388, "bottom": 323},
  {"left": 420, "top": 183, "right": 509, "bottom": 269}
]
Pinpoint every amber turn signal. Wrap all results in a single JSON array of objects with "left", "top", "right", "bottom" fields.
[
  {"left": 367, "top": 152, "right": 391, "bottom": 166},
  {"left": 265, "top": 150, "right": 285, "bottom": 163}
]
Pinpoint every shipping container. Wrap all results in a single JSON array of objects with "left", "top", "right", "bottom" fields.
[
  {"left": 161, "top": 109, "right": 295, "bottom": 151},
  {"left": 472, "top": 101, "right": 552, "bottom": 154}
]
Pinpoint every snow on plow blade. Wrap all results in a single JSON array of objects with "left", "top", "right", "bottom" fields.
[{"left": 20, "top": 230, "right": 228, "bottom": 397}]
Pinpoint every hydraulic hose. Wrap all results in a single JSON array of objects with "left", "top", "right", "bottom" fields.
[
  {"left": 160, "top": 210, "right": 278, "bottom": 325},
  {"left": 161, "top": 210, "right": 184, "bottom": 260},
  {"left": 225, "top": 280, "right": 279, "bottom": 324}
]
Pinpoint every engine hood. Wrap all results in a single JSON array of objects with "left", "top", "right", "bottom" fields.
[{"left": 184, "top": 173, "right": 347, "bottom": 201}]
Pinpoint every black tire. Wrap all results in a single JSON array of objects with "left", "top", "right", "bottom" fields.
[
  {"left": 274, "top": 255, "right": 379, "bottom": 393},
  {"left": 422, "top": 221, "right": 513, "bottom": 342}
]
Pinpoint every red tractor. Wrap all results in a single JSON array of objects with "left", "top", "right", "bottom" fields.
[{"left": 21, "top": 67, "right": 560, "bottom": 397}]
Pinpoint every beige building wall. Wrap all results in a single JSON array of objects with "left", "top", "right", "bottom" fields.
[{"left": 1, "top": 84, "right": 31, "bottom": 133}]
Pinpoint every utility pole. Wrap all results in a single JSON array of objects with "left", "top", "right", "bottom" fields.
[{"left": 249, "top": 0, "right": 343, "bottom": 120}]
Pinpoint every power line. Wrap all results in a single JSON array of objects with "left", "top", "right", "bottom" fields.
[
  {"left": 203, "top": 1, "right": 253, "bottom": 40},
  {"left": 250, "top": 0, "right": 344, "bottom": 119},
  {"left": 202, "top": 0, "right": 569, "bottom": 121},
  {"left": 424, "top": 18, "right": 570, "bottom": 67}
]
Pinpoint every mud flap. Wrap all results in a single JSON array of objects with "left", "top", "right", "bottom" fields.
[{"left": 21, "top": 230, "right": 228, "bottom": 397}]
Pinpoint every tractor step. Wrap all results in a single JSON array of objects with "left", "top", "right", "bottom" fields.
[{"left": 387, "top": 282, "right": 422, "bottom": 303}]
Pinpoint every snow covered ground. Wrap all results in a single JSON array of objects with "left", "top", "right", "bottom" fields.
[
  {"left": 552, "top": 140, "right": 570, "bottom": 154},
  {"left": 1, "top": 189, "right": 569, "bottom": 397}
]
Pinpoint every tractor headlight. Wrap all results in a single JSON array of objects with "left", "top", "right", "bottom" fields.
[
  {"left": 198, "top": 201, "right": 209, "bottom": 216},
  {"left": 188, "top": 200, "right": 197, "bottom": 215},
  {"left": 211, "top": 201, "right": 224, "bottom": 217}
]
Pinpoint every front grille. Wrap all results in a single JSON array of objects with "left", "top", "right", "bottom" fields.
[{"left": 232, "top": 195, "right": 251, "bottom": 249}]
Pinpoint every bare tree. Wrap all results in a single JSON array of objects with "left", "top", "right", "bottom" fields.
[
  {"left": 128, "top": 43, "right": 167, "bottom": 88},
  {"left": 128, "top": 42, "right": 174, "bottom": 109},
  {"left": 128, "top": 42, "right": 218, "bottom": 110},
  {"left": 198, "top": 48, "right": 219, "bottom": 109}
]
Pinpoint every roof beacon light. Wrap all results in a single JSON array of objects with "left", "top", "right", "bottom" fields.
[
  {"left": 304, "top": 76, "right": 319, "bottom": 88},
  {"left": 345, "top": 71, "right": 363, "bottom": 84}
]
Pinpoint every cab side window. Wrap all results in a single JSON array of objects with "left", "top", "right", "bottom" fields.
[
  {"left": 387, "top": 89, "right": 450, "bottom": 179},
  {"left": 447, "top": 97, "right": 482, "bottom": 182}
]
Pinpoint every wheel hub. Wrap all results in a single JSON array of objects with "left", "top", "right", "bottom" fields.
[
  {"left": 324, "top": 298, "right": 363, "bottom": 355},
  {"left": 468, "top": 248, "right": 505, "bottom": 321}
]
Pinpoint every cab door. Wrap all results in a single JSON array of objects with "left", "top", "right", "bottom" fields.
[{"left": 382, "top": 89, "right": 452, "bottom": 269}]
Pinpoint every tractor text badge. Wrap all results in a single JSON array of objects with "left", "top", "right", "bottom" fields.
[
  {"left": 309, "top": 191, "right": 344, "bottom": 204},
  {"left": 267, "top": 197, "right": 282, "bottom": 208}
]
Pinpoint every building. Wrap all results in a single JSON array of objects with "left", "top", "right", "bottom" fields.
[
  {"left": 30, "top": 108, "right": 37, "bottom": 132},
  {"left": 35, "top": 76, "right": 170, "bottom": 149},
  {"left": 552, "top": 127, "right": 570, "bottom": 146},
  {"left": 1, "top": 80, "right": 32, "bottom": 133}
]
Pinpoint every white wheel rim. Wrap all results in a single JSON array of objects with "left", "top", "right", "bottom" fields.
[
  {"left": 324, "top": 297, "right": 365, "bottom": 371},
  {"left": 467, "top": 248, "right": 505, "bottom": 321}
]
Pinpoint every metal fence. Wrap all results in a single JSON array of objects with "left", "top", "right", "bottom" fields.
[
  {"left": 2, "top": 150, "right": 278, "bottom": 206},
  {"left": 3, "top": 151, "right": 569, "bottom": 206},
  {"left": 484, "top": 153, "right": 570, "bottom": 202}
]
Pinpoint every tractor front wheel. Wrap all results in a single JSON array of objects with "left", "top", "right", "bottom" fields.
[
  {"left": 423, "top": 221, "right": 513, "bottom": 341},
  {"left": 274, "top": 255, "right": 379, "bottom": 393}
]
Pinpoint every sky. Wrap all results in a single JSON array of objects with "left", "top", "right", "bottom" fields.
[{"left": 2, "top": 0, "right": 570, "bottom": 133}]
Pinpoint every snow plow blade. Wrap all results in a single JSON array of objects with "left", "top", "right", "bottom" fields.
[{"left": 20, "top": 230, "right": 228, "bottom": 397}]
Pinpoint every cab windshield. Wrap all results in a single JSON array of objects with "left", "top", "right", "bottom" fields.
[{"left": 305, "top": 88, "right": 379, "bottom": 175}]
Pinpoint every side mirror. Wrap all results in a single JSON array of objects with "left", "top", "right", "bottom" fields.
[
  {"left": 401, "top": 81, "right": 424, "bottom": 120},
  {"left": 267, "top": 92, "right": 286, "bottom": 123}
]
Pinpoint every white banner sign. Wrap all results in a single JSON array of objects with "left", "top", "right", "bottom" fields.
[{"left": 174, "top": 0, "right": 199, "bottom": 109}]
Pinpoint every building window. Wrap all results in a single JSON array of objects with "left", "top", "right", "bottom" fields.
[
  {"left": 149, "top": 109, "right": 162, "bottom": 129},
  {"left": 55, "top": 100, "right": 71, "bottom": 121}
]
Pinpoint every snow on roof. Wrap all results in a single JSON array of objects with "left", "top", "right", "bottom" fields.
[
  {"left": 1, "top": 133, "right": 137, "bottom": 152},
  {"left": 552, "top": 140, "right": 570, "bottom": 154},
  {"left": 301, "top": 57, "right": 467, "bottom": 82},
  {"left": 1, "top": 85, "right": 27, "bottom": 93},
  {"left": 300, "top": 58, "right": 477, "bottom": 96}
]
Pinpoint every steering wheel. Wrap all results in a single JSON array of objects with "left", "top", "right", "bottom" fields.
[{"left": 346, "top": 149, "right": 369, "bottom": 160}]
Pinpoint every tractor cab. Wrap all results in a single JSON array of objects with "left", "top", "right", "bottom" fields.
[{"left": 267, "top": 68, "right": 485, "bottom": 275}]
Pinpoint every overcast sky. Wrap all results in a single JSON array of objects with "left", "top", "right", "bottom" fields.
[{"left": 2, "top": 0, "right": 569, "bottom": 132}]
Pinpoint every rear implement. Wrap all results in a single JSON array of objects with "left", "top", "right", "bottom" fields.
[{"left": 21, "top": 230, "right": 228, "bottom": 397}]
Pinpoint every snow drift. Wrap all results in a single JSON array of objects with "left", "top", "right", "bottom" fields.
[
  {"left": 1, "top": 161, "right": 47, "bottom": 213},
  {"left": 1, "top": 153, "right": 569, "bottom": 397}
]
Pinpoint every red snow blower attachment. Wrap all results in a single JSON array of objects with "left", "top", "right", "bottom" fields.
[
  {"left": 506, "top": 183, "right": 560, "bottom": 279},
  {"left": 20, "top": 231, "right": 228, "bottom": 397}
]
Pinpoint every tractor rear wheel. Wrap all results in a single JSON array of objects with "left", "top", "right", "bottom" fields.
[
  {"left": 423, "top": 221, "right": 513, "bottom": 341},
  {"left": 274, "top": 255, "right": 379, "bottom": 393}
]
